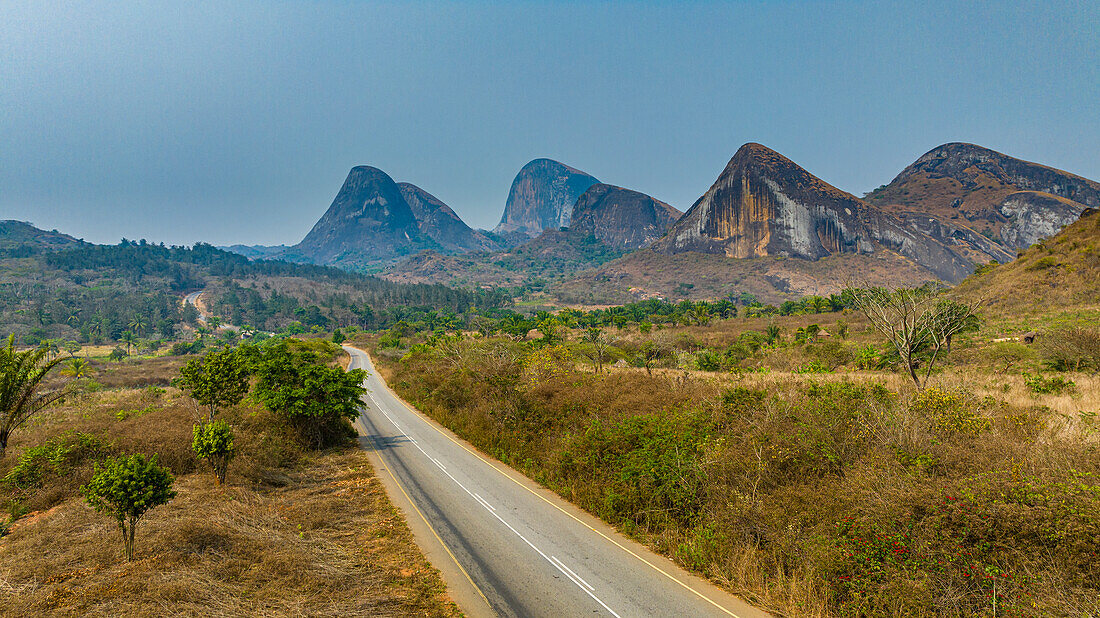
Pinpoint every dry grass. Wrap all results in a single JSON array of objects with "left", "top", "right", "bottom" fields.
[
  {"left": 0, "top": 357, "right": 459, "bottom": 617},
  {"left": 0, "top": 450, "right": 458, "bottom": 617}
]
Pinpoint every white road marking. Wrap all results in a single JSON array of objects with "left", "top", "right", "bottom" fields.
[
  {"left": 359, "top": 363, "right": 623, "bottom": 617},
  {"left": 552, "top": 556, "right": 594, "bottom": 591}
]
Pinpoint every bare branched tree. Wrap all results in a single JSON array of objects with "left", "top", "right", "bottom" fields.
[{"left": 846, "top": 284, "right": 981, "bottom": 389}]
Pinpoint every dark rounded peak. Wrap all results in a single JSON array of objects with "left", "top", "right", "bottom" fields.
[
  {"left": 912, "top": 142, "right": 1001, "bottom": 165},
  {"left": 517, "top": 158, "right": 596, "bottom": 179},
  {"left": 346, "top": 165, "right": 398, "bottom": 184}
]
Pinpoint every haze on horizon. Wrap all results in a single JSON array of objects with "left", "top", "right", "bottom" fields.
[{"left": 2, "top": 0, "right": 1097, "bottom": 247}]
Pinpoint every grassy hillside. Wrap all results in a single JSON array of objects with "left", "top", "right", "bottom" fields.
[
  {"left": 0, "top": 352, "right": 458, "bottom": 616},
  {"left": 955, "top": 209, "right": 1100, "bottom": 313}
]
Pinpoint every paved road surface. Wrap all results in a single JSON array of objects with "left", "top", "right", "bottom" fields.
[{"left": 346, "top": 345, "right": 770, "bottom": 618}]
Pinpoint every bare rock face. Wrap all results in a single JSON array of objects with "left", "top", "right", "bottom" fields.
[
  {"left": 494, "top": 159, "right": 600, "bottom": 237},
  {"left": 653, "top": 143, "right": 973, "bottom": 281},
  {"left": 998, "top": 191, "right": 1085, "bottom": 250},
  {"left": 569, "top": 184, "right": 682, "bottom": 250},
  {"left": 397, "top": 183, "right": 500, "bottom": 253},
  {"left": 865, "top": 143, "right": 1098, "bottom": 262},
  {"left": 291, "top": 166, "right": 424, "bottom": 265}
]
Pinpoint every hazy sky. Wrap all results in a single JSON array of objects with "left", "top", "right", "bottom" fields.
[{"left": 3, "top": 1, "right": 1098, "bottom": 246}]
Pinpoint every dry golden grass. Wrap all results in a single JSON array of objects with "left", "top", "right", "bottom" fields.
[
  {"left": 0, "top": 450, "right": 458, "bottom": 617},
  {"left": 0, "top": 358, "right": 459, "bottom": 617}
]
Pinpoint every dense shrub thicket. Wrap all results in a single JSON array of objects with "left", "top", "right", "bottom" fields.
[{"left": 384, "top": 336, "right": 1100, "bottom": 617}]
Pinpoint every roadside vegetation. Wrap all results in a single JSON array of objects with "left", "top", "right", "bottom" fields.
[
  {"left": 360, "top": 286, "right": 1100, "bottom": 617},
  {"left": 0, "top": 336, "right": 458, "bottom": 616}
]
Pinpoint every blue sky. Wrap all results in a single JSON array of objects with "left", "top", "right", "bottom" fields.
[{"left": 2, "top": 1, "right": 1098, "bottom": 245}]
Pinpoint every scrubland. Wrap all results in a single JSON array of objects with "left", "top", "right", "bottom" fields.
[
  {"left": 0, "top": 357, "right": 458, "bottom": 617},
  {"left": 365, "top": 310, "right": 1100, "bottom": 617}
]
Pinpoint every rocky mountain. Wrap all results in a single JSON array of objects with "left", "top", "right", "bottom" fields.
[
  {"left": 397, "top": 183, "right": 501, "bottom": 253},
  {"left": 494, "top": 159, "right": 600, "bottom": 237},
  {"left": 865, "top": 143, "right": 1099, "bottom": 259},
  {"left": 652, "top": 143, "right": 973, "bottom": 282},
  {"left": 288, "top": 166, "right": 424, "bottom": 266},
  {"left": 569, "top": 184, "right": 681, "bottom": 250}
]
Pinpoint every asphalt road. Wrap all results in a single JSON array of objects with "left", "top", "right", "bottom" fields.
[{"left": 345, "top": 345, "right": 770, "bottom": 618}]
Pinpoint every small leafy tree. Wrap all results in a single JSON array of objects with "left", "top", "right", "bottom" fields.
[
  {"left": 81, "top": 453, "right": 176, "bottom": 561},
  {"left": 192, "top": 420, "right": 235, "bottom": 485},
  {"left": 253, "top": 341, "right": 366, "bottom": 449},
  {"left": 177, "top": 347, "right": 250, "bottom": 422},
  {"left": 0, "top": 335, "right": 67, "bottom": 458},
  {"left": 582, "top": 327, "right": 611, "bottom": 374}
]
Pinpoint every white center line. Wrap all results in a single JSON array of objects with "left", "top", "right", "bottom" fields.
[{"left": 363, "top": 377, "right": 623, "bottom": 617}]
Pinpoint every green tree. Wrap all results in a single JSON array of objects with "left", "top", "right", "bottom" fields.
[
  {"left": 253, "top": 341, "right": 366, "bottom": 449},
  {"left": 120, "top": 330, "right": 136, "bottom": 356},
  {"left": 0, "top": 335, "right": 67, "bottom": 458},
  {"left": 582, "top": 327, "right": 611, "bottom": 374},
  {"left": 61, "top": 357, "right": 92, "bottom": 378},
  {"left": 81, "top": 453, "right": 175, "bottom": 561},
  {"left": 331, "top": 329, "right": 346, "bottom": 344},
  {"left": 128, "top": 315, "right": 147, "bottom": 337},
  {"left": 192, "top": 420, "right": 235, "bottom": 485},
  {"left": 177, "top": 347, "right": 250, "bottom": 422}
]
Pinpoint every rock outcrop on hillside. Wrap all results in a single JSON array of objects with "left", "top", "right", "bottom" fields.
[
  {"left": 653, "top": 143, "right": 973, "bottom": 281},
  {"left": 494, "top": 159, "right": 600, "bottom": 237},
  {"left": 291, "top": 166, "right": 424, "bottom": 265},
  {"left": 865, "top": 143, "right": 1097, "bottom": 260},
  {"left": 568, "top": 184, "right": 681, "bottom": 250},
  {"left": 397, "top": 183, "right": 500, "bottom": 253}
]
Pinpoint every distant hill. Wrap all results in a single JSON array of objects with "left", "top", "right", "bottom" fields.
[
  {"left": 954, "top": 208, "right": 1100, "bottom": 312},
  {"left": 0, "top": 220, "right": 83, "bottom": 257},
  {"left": 865, "top": 143, "right": 1099, "bottom": 262},
  {"left": 219, "top": 244, "right": 290, "bottom": 260},
  {"left": 0, "top": 221, "right": 509, "bottom": 345},
  {"left": 397, "top": 182, "right": 501, "bottom": 253},
  {"left": 493, "top": 159, "right": 600, "bottom": 237},
  {"left": 651, "top": 143, "right": 973, "bottom": 282},
  {"left": 569, "top": 184, "right": 681, "bottom": 250}
]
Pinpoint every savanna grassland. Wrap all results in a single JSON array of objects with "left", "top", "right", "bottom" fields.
[
  {"left": 0, "top": 345, "right": 459, "bottom": 617},
  {"left": 361, "top": 296, "right": 1100, "bottom": 617}
]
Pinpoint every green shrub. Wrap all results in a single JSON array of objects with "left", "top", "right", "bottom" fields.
[
  {"left": 2, "top": 431, "right": 112, "bottom": 491},
  {"left": 1023, "top": 372, "right": 1076, "bottom": 395},
  {"left": 192, "top": 420, "right": 236, "bottom": 485}
]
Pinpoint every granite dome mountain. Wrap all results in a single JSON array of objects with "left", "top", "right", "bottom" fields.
[
  {"left": 493, "top": 158, "right": 600, "bottom": 237},
  {"left": 569, "top": 184, "right": 681, "bottom": 250},
  {"left": 865, "top": 142, "right": 1100, "bottom": 262},
  {"left": 652, "top": 143, "right": 973, "bottom": 282},
  {"left": 286, "top": 166, "right": 500, "bottom": 267}
]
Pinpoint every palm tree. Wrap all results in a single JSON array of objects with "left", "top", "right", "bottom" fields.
[
  {"left": 1, "top": 336, "right": 67, "bottom": 458},
  {"left": 61, "top": 357, "right": 92, "bottom": 379},
  {"left": 207, "top": 316, "right": 222, "bottom": 331},
  {"left": 121, "top": 330, "right": 136, "bottom": 356},
  {"left": 128, "top": 315, "right": 147, "bottom": 337}
]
